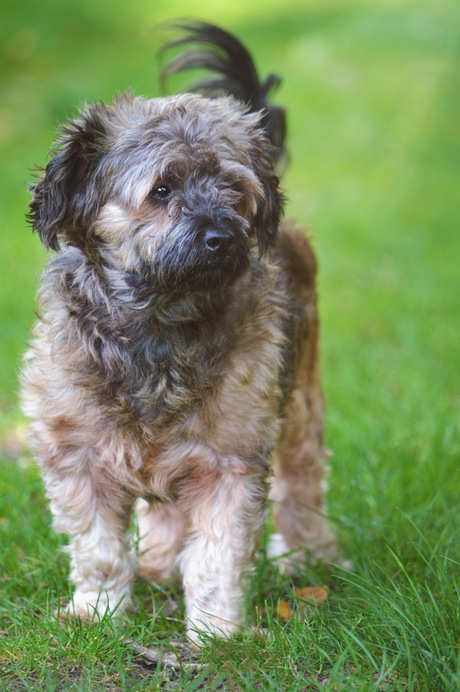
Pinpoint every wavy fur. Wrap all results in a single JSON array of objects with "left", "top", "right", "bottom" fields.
[{"left": 21, "top": 25, "right": 336, "bottom": 643}]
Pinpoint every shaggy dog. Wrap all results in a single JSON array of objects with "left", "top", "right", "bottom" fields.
[{"left": 21, "top": 22, "right": 337, "bottom": 642}]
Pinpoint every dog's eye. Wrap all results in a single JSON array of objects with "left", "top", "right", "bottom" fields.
[{"left": 150, "top": 185, "right": 171, "bottom": 200}]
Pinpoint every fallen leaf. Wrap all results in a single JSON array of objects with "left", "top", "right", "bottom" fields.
[
  {"left": 277, "top": 586, "right": 329, "bottom": 623},
  {"left": 278, "top": 599, "right": 293, "bottom": 621},
  {"left": 295, "top": 586, "right": 329, "bottom": 603}
]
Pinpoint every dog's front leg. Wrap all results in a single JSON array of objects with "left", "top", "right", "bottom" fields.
[
  {"left": 44, "top": 469, "right": 135, "bottom": 620},
  {"left": 178, "top": 463, "right": 269, "bottom": 643}
]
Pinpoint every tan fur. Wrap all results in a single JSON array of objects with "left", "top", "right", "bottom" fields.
[{"left": 21, "top": 79, "right": 337, "bottom": 643}]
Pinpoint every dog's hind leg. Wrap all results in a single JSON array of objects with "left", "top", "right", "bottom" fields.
[
  {"left": 135, "top": 500, "right": 184, "bottom": 582},
  {"left": 268, "top": 226, "right": 338, "bottom": 570},
  {"left": 269, "top": 372, "right": 337, "bottom": 569}
]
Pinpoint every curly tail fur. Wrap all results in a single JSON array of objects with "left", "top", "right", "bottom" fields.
[{"left": 161, "top": 21, "right": 287, "bottom": 170}]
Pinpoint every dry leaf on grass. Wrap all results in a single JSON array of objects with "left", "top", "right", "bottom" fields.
[
  {"left": 278, "top": 599, "right": 293, "bottom": 621},
  {"left": 278, "top": 585, "right": 329, "bottom": 622},
  {"left": 295, "top": 585, "right": 329, "bottom": 602}
]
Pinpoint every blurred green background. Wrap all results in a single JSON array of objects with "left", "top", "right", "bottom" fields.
[
  {"left": 1, "top": 0, "right": 459, "bottom": 458},
  {"left": 1, "top": 4, "right": 459, "bottom": 683}
]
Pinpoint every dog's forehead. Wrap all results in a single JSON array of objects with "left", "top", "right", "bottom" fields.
[
  {"left": 105, "top": 92, "right": 264, "bottom": 205},
  {"left": 112, "top": 93, "right": 261, "bottom": 163}
]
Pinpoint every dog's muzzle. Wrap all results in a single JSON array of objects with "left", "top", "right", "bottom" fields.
[
  {"left": 140, "top": 217, "right": 251, "bottom": 297},
  {"left": 203, "top": 228, "right": 234, "bottom": 255}
]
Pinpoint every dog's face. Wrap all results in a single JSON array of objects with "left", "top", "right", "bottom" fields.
[{"left": 29, "top": 93, "right": 283, "bottom": 297}]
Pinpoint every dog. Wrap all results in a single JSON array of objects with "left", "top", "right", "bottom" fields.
[{"left": 21, "top": 22, "right": 337, "bottom": 642}]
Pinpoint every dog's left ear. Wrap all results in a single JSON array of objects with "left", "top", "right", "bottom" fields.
[
  {"left": 251, "top": 147, "right": 285, "bottom": 255},
  {"left": 29, "top": 104, "right": 109, "bottom": 251}
]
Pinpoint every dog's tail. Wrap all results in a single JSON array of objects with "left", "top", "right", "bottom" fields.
[{"left": 161, "top": 21, "right": 287, "bottom": 171}]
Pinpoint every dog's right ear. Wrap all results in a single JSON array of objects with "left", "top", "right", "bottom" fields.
[{"left": 28, "top": 104, "right": 109, "bottom": 251}]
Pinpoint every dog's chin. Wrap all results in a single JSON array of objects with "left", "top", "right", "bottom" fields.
[
  {"left": 191, "top": 262, "right": 248, "bottom": 292},
  {"left": 206, "top": 245, "right": 252, "bottom": 282},
  {"left": 168, "top": 253, "right": 250, "bottom": 296}
]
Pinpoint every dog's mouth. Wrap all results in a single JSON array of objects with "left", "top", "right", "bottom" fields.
[
  {"left": 172, "top": 227, "right": 251, "bottom": 293},
  {"left": 133, "top": 222, "right": 251, "bottom": 298}
]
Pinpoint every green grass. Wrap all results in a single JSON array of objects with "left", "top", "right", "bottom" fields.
[{"left": 1, "top": 0, "right": 459, "bottom": 688}]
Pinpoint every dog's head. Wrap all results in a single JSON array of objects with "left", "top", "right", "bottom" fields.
[{"left": 29, "top": 93, "right": 284, "bottom": 297}]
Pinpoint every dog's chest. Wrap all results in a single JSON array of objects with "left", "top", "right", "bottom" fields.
[
  {"left": 122, "top": 319, "right": 287, "bottom": 498},
  {"left": 98, "top": 321, "right": 233, "bottom": 432},
  {"left": 98, "top": 307, "right": 285, "bottom": 456}
]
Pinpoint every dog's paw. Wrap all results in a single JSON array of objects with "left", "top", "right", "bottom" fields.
[
  {"left": 267, "top": 532, "right": 350, "bottom": 572},
  {"left": 267, "top": 532, "right": 302, "bottom": 574},
  {"left": 185, "top": 609, "right": 243, "bottom": 646},
  {"left": 136, "top": 499, "right": 183, "bottom": 583},
  {"left": 60, "top": 589, "right": 131, "bottom": 623}
]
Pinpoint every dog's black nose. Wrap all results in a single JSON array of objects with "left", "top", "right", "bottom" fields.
[{"left": 204, "top": 229, "right": 233, "bottom": 253}]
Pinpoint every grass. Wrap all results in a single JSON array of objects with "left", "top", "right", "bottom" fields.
[{"left": 1, "top": 0, "right": 459, "bottom": 688}]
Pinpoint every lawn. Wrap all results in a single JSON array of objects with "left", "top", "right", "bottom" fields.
[{"left": 1, "top": 0, "right": 459, "bottom": 689}]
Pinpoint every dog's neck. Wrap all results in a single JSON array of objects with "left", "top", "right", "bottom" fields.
[
  {"left": 51, "top": 245, "right": 239, "bottom": 330},
  {"left": 120, "top": 269, "right": 235, "bottom": 327}
]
